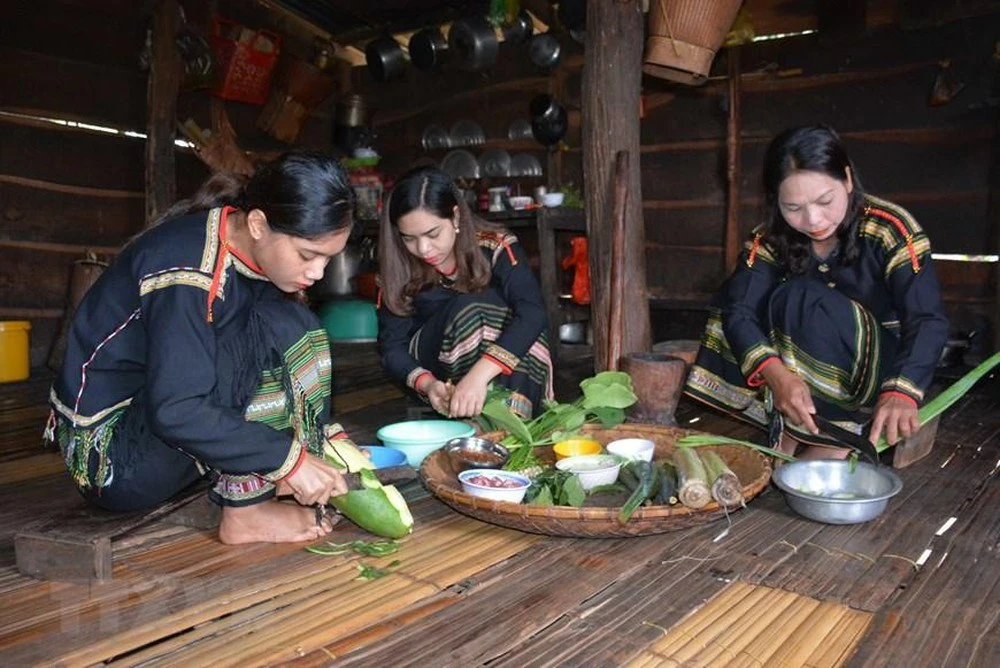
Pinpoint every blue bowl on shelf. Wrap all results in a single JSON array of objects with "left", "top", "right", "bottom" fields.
[{"left": 363, "top": 445, "right": 409, "bottom": 469}]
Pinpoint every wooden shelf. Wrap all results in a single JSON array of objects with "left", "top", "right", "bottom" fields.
[{"left": 421, "top": 139, "right": 547, "bottom": 153}]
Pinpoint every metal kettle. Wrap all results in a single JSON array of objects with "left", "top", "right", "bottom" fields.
[{"left": 312, "top": 237, "right": 374, "bottom": 299}]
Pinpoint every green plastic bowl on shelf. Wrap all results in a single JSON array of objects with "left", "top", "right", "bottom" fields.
[
  {"left": 376, "top": 420, "right": 476, "bottom": 467},
  {"left": 318, "top": 299, "right": 378, "bottom": 343}
]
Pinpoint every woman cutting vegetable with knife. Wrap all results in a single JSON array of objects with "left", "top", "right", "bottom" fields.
[
  {"left": 685, "top": 125, "right": 948, "bottom": 459},
  {"left": 378, "top": 166, "right": 553, "bottom": 420},
  {"left": 47, "top": 153, "right": 360, "bottom": 544}
]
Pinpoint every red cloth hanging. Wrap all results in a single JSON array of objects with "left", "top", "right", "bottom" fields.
[{"left": 561, "top": 235, "right": 591, "bottom": 305}]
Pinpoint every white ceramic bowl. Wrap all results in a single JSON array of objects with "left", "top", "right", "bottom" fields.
[
  {"left": 555, "top": 454, "right": 621, "bottom": 491},
  {"left": 542, "top": 192, "right": 565, "bottom": 208},
  {"left": 458, "top": 469, "right": 531, "bottom": 503},
  {"left": 508, "top": 196, "right": 533, "bottom": 210},
  {"left": 606, "top": 438, "right": 655, "bottom": 462}
]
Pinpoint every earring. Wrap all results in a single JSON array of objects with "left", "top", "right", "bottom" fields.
[{"left": 454, "top": 225, "right": 460, "bottom": 234}]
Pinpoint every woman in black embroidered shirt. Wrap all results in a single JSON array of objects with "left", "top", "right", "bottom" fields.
[
  {"left": 49, "top": 153, "right": 358, "bottom": 544},
  {"left": 378, "top": 167, "right": 553, "bottom": 419},
  {"left": 685, "top": 125, "right": 948, "bottom": 459}
]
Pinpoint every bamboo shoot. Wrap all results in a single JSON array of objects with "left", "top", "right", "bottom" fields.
[{"left": 673, "top": 447, "right": 712, "bottom": 508}]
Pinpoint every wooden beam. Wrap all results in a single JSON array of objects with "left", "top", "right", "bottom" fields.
[
  {"left": 817, "top": 0, "right": 868, "bottom": 39},
  {"left": 989, "top": 113, "right": 1000, "bottom": 349},
  {"left": 583, "top": 0, "right": 650, "bottom": 372},
  {"left": 724, "top": 48, "right": 743, "bottom": 273},
  {"left": 145, "top": 0, "right": 182, "bottom": 225}
]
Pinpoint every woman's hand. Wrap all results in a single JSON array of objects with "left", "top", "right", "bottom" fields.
[
  {"left": 760, "top": 361, "right": 819, "bottom": 435},
  {"left": 424, "top": 379, "right": 454, "bottom": 416},
  {"left": 283, "top": 452, "right": 349, "bottom": 507},
  {"left": 448, "top": 358, "right": 503, "bottom": 418},
  {"left": 449, "top": 375, "right": 489, "bottom": 418},
  {"left": 868, "top": 394, "right": 920, "bottom": 446}
]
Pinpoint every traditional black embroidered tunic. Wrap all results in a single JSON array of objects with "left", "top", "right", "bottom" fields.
[
  {"left": 378, "top": 231, "right": 553, "bottom": 417},
  {"left": 48, "top": 208, "right": 336, "bottom": 508},
  {"left": 685, "top": 195, "right": 949, "bottom": 443}
]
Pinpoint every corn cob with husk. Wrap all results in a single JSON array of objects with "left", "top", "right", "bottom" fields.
[
  {"left": 701, "top": 450, "right": 743, "bottom": 507},
  {"left": 672, "top": 447, "right": 712, "bottom": 508}
]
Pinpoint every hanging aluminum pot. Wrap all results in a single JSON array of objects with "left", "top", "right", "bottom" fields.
[
  {"left": 365, "top": 35, "right": 407, "bottom": 81},
  {"left": 410, "top": 26, "right": 450, "bottom": 71},
  {"left": 449, "top": 15, "right": 499, "bottom": 71},
  {"left": 529, "top": 33, "right": 562, "bottom": 70},
  {"left": 529, "top": 94, "right": 568, "bottom": 146},
  {"left": 503, "top": 9, "right": 534, "bottom": 44}
]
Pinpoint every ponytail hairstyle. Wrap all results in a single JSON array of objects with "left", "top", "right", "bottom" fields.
[
  {"left": 379, "top": 166, "right": 503, "bottom": 316},
  {"left": 761, "top": 124, "right": 865, "bottom": 274},
  {"left": 152, "top": 152, "right": 355, "bottom": 239}
]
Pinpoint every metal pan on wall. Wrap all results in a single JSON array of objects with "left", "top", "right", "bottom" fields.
[
  {"left": 449, "top": 15, "right": 499, "bottom": 71},
  {"left": 365, "top": 35, "right": 407, "bottom": 81},
  {"left": 410, "top": 26, "right": 449, "bottom": 71}
]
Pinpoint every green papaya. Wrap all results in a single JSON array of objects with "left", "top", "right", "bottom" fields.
[{"left": 322, "top": 438, "right": 414, "bottom": 539}]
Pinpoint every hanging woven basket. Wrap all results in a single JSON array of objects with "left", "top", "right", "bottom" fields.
[{"left": 644, "top": 0, "right": 744, "bottom": 86}]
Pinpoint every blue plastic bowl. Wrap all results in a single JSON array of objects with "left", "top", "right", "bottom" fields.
[
  {"left": 364, "top": 445, "right": 408, "bottom": 469},
  {"left": 376, "top": 420, "right": 476, "bottom": 467}
]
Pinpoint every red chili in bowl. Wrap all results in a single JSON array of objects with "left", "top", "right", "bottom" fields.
[{"left": 466, "top": 474, "right": 523, "bottom": 488}]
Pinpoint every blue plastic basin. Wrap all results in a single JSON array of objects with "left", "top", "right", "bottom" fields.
[{"left": 364, "top": 445, "right": 408, "bottom": 469}]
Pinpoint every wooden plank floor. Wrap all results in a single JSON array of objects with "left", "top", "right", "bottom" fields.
[{"left": 0, "top": 346, "right": 996, "bottom": 666}]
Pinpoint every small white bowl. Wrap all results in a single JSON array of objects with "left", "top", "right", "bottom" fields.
[
  {"left": 458, "top": 469, "right": 531, "bottom": 503},
  {"left": 606, "top": 438, "right": 655, "bottom": 462},
  {"left": 555, "top": 454, "right": 621, "bottom": 491},
  {"left": 542, "top": 192, "right": 565, "bottom": 208},
  {"left": 508, "top": 196, "right": 533, "bottom": 210}
]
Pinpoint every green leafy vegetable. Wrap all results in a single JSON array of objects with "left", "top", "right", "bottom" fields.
[{"left": 307, "top": 539, "right": 401, "bottom": 558}]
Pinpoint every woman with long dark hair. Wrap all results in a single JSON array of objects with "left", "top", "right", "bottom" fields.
[
  {"left": 378, "top": 166, "right": 553, "bottom": 419},
  {"left": 685, "top": 125, "right": 948, "bottom": 458},
  {"left": 48, "top": 152, "right": 359, "bottom": 544}
]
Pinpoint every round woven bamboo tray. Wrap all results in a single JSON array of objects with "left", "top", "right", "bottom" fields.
[{"left": 420, "top": 423, "right": 772, "bottom": 538}]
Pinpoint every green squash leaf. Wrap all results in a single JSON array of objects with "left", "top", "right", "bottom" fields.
[
  {"left": 481, "top": 399, "right": 534, "bottom": 445},
  {"left": 581, "top": 383, "right": 638, "bottom": 410},
  {"left": 560, "top": 474, "right": 586, "bottom": 507},
  {"left": 589, "top": 406, "right": 626, "bottom": 428}
]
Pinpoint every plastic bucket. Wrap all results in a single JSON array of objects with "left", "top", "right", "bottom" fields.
[{"left": 0, "top": 321, "right": 31, "bottom": 383}]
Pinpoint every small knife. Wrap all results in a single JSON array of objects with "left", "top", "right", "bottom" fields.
[{"left": 812, "top": 415, "right": 880, "bottom": 464}]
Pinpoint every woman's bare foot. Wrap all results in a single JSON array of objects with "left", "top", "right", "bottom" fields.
[
  {"left": 772, "top": 433, "right": 800, "bottom": 466},
  {"left": 218, "top": 500, "right": 339, "bottom": 545},
  {"left": 796, "top": 444, "right": 852, "bottom": 460}
]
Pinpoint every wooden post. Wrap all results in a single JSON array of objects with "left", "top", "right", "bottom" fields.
[
  {"left": 145, "top": 0, "right": 182, "bottom": 225},
  {"left": 607, "top": 151, "right": 629, "bottom": 371},
  {"left": 583, "top": 0, "right": 650, "bottom": 373},
  {"left": 724, "top": 48, "right": 743, "bottom": 272}
]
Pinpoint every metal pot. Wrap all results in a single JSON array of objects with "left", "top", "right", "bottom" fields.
[
  {"left": 529, "top": 33, "right": 562, "bottom": 69},
  {"left": 365, "top": 35, "right": 407, "bottom": 81},
  {"left": 449, "top": 15, "right": 499, "bottom": 71},
  {"left": 410, "top": 27, "right": 449, "bottom": 71},
  {"left": 312, "top": 243, "right": 367, "bottom": 299},
  {"left": 503, "top": 9, "right": 534, "bottom": 44},
  {"left": 335, "top": 93, "right": 368, "bottom": 128},
  {"left": 529, "top": 94, "right": 568, "bottom": 146}
]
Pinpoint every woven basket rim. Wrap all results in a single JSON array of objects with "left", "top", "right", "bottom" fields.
[{"left": 420, "top": 423, "right": 772, "bottom": 535}]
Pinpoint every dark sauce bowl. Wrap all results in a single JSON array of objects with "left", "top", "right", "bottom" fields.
[{"left": 444, "top": 437, "right": 510, "bottom": 473}]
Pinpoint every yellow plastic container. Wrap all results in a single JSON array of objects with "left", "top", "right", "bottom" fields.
[
  {"left": 553, "top": 438, "right": 603, "bottom": 461},
  {"left": 0, "top": 321, "right": 31, "bottom": 383}
]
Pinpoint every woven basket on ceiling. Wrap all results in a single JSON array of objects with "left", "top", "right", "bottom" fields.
[{"left": 419, "top": 423, "right": 772, "bottom": 538}]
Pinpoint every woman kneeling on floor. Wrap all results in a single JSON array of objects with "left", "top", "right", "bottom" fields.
[
  {"left": 48, "top": 152, "right": 358, "bottom": 544},
  {"left": 377, "top": 166, "right": 553, "bottom": 420},
  {"left": 685, "top": 125, "right": 948, "bottom": 459}
]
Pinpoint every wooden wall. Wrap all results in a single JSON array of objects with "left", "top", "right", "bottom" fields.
[{"left": 0, "top": 0, "right": 334, "bottom": 369}]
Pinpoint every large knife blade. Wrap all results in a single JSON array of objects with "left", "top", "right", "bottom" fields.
[
  {"left": 342, "top": 465, "right": 418, "bottom": 491},
  {"left": 812, "top": 415, "right": 880, "bottom": 464}
]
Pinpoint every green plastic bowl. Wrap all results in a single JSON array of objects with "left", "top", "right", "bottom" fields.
[
  {"left": 376, "top": 420, "right": 476, "bottom": 467},
  {"left": 318, "top": 299, "right": 377, "bottom": 343}
]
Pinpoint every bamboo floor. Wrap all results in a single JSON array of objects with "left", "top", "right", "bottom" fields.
[{"left": 0, "top": 345, "right": 996, "bottom": 666}]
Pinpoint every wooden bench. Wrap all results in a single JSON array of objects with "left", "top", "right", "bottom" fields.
[{"left": 14, "top": 483, "right": 219, "bottom": 583}]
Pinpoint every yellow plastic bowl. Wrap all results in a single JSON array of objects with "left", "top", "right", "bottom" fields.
[{"left": 553, "top": 438, "right": 602, "bottom": 460}]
